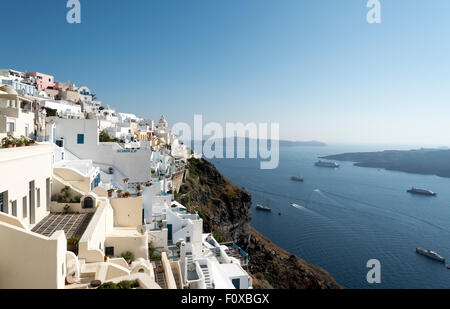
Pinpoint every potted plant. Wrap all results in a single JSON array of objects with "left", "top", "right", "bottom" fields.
[
  {"left": 136, "top": 184, "right": 142, "bottom": 191},
  {"left": 2, "top": 137, "right": 14, "bottom": 148},
  {"left": 67, "top": 236, "right": 80, "bottom": 254},
  {"left": 26, "top": 138, "right": 35, "bottom": 146},
  {"left": 63, "top": 204, "right": 70, "bottom": 213},
  {"left": 137, "top": 192, "right": 142, "bottom": 197},
  {"left": 107, "top": 189, "right": 114, "bottom": 197},
  {"left": 121, "top": 251, "right": 134, "bottom": 264},
  {"left": 116, "top": 189, "right": 122, "bottom": 198},
  {"left": 123, "top": 178, "right": 129, "bottom": 184},
  {"left": 124, "top": 191, "right": 130, "bottom": 198},
  {"left": 157, "top": 220, "right": 164, "bottom": 229},
  {"left": 145, "top": 182, "right": 152, "bottom": 187},
  {"left": 15, "top": 137, "right": 25, "bottom": 147}
]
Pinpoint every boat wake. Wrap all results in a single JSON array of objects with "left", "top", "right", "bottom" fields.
[{"left": 290, "top": 203, "right": 305, "bottom": 210}]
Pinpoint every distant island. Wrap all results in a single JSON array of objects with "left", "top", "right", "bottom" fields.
[
  {"left": 321, "top": 148, "right": 450, "bottom": 178},
  {"left": 195, "top": 138, "right": 326, "bottom": 147},
  {"left": 279, "top": 140, "right": 327, "bottom": 147}
]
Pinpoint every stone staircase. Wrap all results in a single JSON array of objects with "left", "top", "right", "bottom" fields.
[{"left": 153, "top": 261, "right": 167, "bottom": 289}]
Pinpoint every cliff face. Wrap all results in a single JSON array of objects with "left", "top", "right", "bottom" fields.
[{"left": 176, "top": 158, "right": 341, "bottom": 289}]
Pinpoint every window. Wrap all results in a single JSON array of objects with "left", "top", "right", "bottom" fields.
[
  {"left": 24, "top": 124, "right": 29, "bottom": 137},
  {"left": 37, "top": 188, "right": 40, "bottom": 208},
  {"left": 6, "top": 121, "right": 14, "bottom": 133},
  {"left": 11, "top": 201, "right": 17, "bottom": 217},
  {"left": 23, "top": 196, "right": 27, "bottom": 218},
  {"left": 77, "top": 134, "right": 84, "bottom": 144},
  {"left": 0, "top": 192, "right": 4, "bottom": 213},
  {"left": 105, "top": 247, "right": 114, "bottom": 257},
  {"left": 186, "top": 236, "right": 191, "bottom": 243},
  {"left": 46, "top": 178, "right": 51, "bottom": 211},
  {"left": 56, "top": 139, "right": 63, "bottom": 147}
]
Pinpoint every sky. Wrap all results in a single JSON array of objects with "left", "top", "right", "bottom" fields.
[{"left": 1, "top": 0, "right": 450, "bottom": 145}]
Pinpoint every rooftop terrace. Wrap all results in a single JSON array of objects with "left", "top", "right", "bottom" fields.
[{"left": 32, "top": 213, "right": 93, "bottom": 238}]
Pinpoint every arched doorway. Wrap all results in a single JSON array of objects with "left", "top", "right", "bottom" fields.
[{"left": 82, "top": 197, "right": 94, "bottom": 209}]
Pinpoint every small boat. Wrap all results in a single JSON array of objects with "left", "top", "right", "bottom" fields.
[
  {"left": 290, "top": 175, "right": 304, "bottom": 182},
  {"left": 416, "top": 247, "right": 445, "bottom": 263},
  {"left": 407, "top": 187, "right": 436, "bottom": 196},
  {"left": 255, "top": 204, "right": 272, "bottom": 212},
  {"left": 315, "top": 160, "right": 339, "bottom": 168}
]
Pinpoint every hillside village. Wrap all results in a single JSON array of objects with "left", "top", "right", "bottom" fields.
[{"left": 0, "top": 68, "right": 251, "bottom": 289}]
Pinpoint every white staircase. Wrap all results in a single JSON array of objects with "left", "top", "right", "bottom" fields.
[
  {"left": 200, "top": 265, "right": 213, "bottom": 289},
  {"left": 186, "top": 252, "right": 193, "bottom": 265}
]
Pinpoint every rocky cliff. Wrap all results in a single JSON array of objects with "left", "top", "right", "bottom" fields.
[{"left": 175, "top": 158, "right": 342, "bottom": 289}]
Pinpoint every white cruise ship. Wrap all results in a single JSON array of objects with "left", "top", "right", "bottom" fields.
[
  {"left": 314, "top": 160, "right": 339, "bottom": 168},
  {"left": 407, "top": 187, "right": 436, "bottom": 196}
]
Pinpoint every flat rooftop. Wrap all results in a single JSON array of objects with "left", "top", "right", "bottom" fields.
[{"left": 32, "top": 213, "right": 93, "bottom": 238}]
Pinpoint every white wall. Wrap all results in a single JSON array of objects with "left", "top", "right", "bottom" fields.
[
  {"left": 55, "top": 118, "right": 153, "bottom": 182},
  {"left": 0, "top": 216, "right": 66, "bottom": 289},
  {"left": 0, "top": 144, "right": 53, "bottom": 228}
]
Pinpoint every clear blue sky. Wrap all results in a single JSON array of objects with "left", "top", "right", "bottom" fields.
[{"left": 1, "top": 0, "right": 450, "bottom": 145}]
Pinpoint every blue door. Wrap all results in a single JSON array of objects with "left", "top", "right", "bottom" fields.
[
  {"left": 167, "top": 224, "right": 172, "bottom": 242},
  {"left": 232, "top": 278, "right": 240, "bottom": 289}
]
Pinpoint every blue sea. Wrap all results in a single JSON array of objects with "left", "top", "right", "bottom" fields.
[{"left": 210, "top": 144, "right": 450, "bottom": 289}]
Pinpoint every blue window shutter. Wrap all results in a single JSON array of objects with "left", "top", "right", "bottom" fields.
[{"left": 77, "top": 134, "right": 84, "bottom": 144}]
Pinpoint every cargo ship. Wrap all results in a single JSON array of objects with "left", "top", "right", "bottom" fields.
[
  {"left": 407, "top": 187, "right": 436, "bottom": 196},
  {"left": 416, "top": 247, "right": 445, "bottom": 262}
]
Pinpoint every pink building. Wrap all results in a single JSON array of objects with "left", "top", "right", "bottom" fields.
[{"left": 25, "top": 72, "right": 55, "bottom": 91}]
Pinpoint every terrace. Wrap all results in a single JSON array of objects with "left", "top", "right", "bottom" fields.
[
  {"left": 222, "top": 242, "right": 249, "bottom": 266},
  {"left": 32, "top": 212, "right": 93, "bottom": 238}
]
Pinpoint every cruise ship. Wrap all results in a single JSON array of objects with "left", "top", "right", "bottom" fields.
[
  {"left": 314, "top": 160, "right": 339, "bottom": 168},
  {"left": 407, "top": 187, "right": 436, "bottom": 196},
  {"left": 416, "top": 248, "right": 445, "bottom": 262},
  {"left": 255, "top": 204, "right": 272, "bottom": 212}
]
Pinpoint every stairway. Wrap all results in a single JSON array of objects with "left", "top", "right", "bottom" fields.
[
  {"left": 186, "top": 252, "right": 193, "bottom": 265},
  {"left": 153, "top": 261, "right": 167, "bottom": 289},
  {"left": 200, "top": 265, "right": 213, "bottom": 289}
]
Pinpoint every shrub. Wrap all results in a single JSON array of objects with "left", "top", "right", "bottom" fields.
[
  {"left": 117, "top": 280, "right": 139, "bottom": 289},
  {"left": 121, "top": 251, "right": 134, "bottom": 262},
  {"left": 148, "top": 245, "right": 161, "bottom": 261},
  {"left": 99, "top": 130, "right": 120, "bottom": 143},
  {"left": 97, "top": 282, "right": 119, "bottom": 289},
  {"left": 67, "top": 236, "right": 80, "bottom": 246}
]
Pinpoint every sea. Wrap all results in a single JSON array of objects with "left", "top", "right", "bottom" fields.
[{"left": 209, "top": 143, "right": 450, "bottom": 289}]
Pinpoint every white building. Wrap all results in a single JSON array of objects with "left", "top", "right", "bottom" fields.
[
  {"left": 42, "top": 99, "right": 84, "bottom": 119},
  {"left": 0, "top": 85, "right": 36, "bottom": 140},
  {"left": 54, "top": 118, "right": 154, "bottom": 183}
]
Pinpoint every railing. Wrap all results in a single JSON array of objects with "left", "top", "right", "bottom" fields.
[
  {"left": 29, "top": 135, "right": 50, "bottom": 142},
  {"left": 232, "top": 243, "right": 249, "bottom": 265}
]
